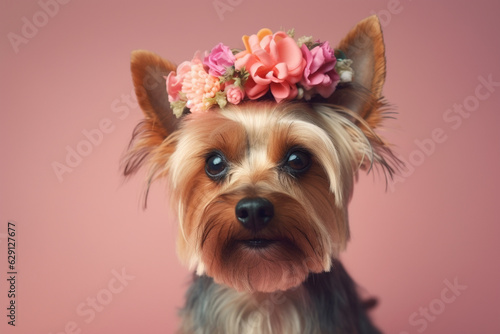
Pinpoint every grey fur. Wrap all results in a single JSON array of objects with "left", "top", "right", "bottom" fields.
[{"left": 179, "top": 259, "right": 381, "bottom": 334}]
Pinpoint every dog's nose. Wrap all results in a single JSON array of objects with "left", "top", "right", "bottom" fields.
[{"left": 235, "top": 197, "right": 274, "bottom": 231}]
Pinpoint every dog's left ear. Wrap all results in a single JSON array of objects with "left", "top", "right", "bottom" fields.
[{"left": 329, "top": 15, "right": 387, "bottom": 128}]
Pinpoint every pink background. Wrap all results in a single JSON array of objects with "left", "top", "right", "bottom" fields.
[{"left": 1, "top": 0, "right": 500, "bottom": 333}]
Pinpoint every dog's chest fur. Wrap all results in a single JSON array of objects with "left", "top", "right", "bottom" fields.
[{"left": 178, "top": 260, "right": 381, "bottom": 334}]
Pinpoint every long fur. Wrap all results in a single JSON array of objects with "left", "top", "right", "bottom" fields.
[
  {"left": 123, "top": 15, "right": 397, "bottom": 334},
  {"left": 179, "top": 259, "right": 381, "bottom": 334}
]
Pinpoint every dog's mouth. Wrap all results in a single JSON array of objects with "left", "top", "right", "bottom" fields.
[{"left": 240, "top": 238, "right": 276, "bottom": 249}]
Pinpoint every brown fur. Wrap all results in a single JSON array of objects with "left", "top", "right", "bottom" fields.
[
  {"left": 331, "top": 15, "right": 387, "bottom": 128},
  {"left": 123, "top": 15, "right": 395, "bottom": 333}
]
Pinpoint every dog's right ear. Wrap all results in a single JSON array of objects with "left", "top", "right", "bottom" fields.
[
  {"left": 123, "top": 50, "right": 179, "bottom": 176},
  {"left": 131, "top": 50, "right": 180, "bottom": 136}
]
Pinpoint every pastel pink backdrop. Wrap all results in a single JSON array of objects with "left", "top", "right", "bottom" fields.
[{"left": 1, "top": 1, "right": 499, "bottom": 333}]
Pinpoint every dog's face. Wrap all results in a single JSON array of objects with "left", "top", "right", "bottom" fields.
[
  {"left": 167, "top": 102, "right": 364, "bottom": 292},
  {"left": 124, "top": 16, "right": 395, "bottom": 292}
]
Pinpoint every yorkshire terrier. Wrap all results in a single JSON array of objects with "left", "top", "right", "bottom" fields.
[{"left": 123, "top": 15, "right": 396, "bottom": 334}]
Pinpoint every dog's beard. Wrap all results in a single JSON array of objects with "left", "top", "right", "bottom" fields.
[
  {"left": 199, "top": 192, "right": 327, "bottom": 292},
  {"left": 161, "top": 103, "right": 384, "bottom": 292}
]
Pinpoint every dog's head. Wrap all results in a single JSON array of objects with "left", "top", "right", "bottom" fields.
[{"left": 124, "top": 16, "right": 396, "bottom": 292}]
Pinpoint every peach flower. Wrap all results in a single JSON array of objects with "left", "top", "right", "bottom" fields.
[
  {"left": 235, "top": 29, "right": 306, "bottom": 102},
  {"left": 182, "top": 59, "right": 220, "bottom": 113},
  {"left": 225, "top": 85, "right": 245, "bottom": 104}
]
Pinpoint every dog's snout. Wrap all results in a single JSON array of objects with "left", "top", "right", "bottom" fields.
[{"left": 235, "top": 197, "right": 274, "bottom": 231}]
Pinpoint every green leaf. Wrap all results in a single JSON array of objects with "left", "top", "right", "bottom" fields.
[{"left": 170, "top": 100, "right": 186, "bottom": 118}]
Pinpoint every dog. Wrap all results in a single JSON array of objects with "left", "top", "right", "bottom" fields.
[{"left": 123, "top": 15, "right": 397, "bottom": 333}]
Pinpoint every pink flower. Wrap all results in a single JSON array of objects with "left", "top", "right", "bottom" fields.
[
  {"left": 225, "top": 85, "right": 245, "bottom": 104},
  {"left": 235, "top": 30, "right": 305, "bottom": 103},
  {"left": 300, "top": 42, "right": 339, "bottom": 98},
  {"left": 182, "top": 59, "right": 220, "bottom": 113},
  {"left": 166, "top": 61, "right": 191, "bottom": 102},
  {"left": 204, "top": 43, "right": 236, "bottom": 77}
]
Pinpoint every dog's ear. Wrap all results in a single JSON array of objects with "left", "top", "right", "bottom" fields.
[
  {"left": 329, "top": 15, "right": 387, "bottom": 128},
  {"left": 123, "top": 51, "right": 179, "bottom": 176},
  {"left": 326, "top": 16, "right": 399, "bottom": 177},
  {"left": 131, "top": 50, "right": 180, "bottom": 136}
]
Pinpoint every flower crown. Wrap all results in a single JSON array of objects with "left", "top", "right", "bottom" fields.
[{"left": 166, "top": 28, "right": 354, "bottom": 118}]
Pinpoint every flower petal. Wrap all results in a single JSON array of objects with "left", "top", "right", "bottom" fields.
[
  {"left": 234, "top": 52, "right": 251, "bottom": 70},
  {"left": 249, "top": 62, "right": 272, "bottom": 85},
  {"left": 245, "top": 77, "right": 269, "bottom": 99},
  {"left": 270, "top": 81, "right": 297, "bottom": 102},
  {"left": 257, "top": 28, "right": 273, "bottom": 40},
  {"left": 272, "top": 62, "right": 288, "bottom": 81},
  {"left": 275, "top": 36, "right": 304, "bottom": 74}
]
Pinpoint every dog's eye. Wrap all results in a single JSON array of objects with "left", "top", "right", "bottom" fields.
[
  {"left": 283, "top": 149, "right": 311, "bottom": 175},
  {"left": 205, "top": 152, "right": 228, "bottom": 180}
]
